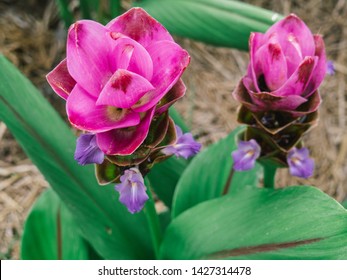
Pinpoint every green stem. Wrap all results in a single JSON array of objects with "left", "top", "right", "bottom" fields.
[
  {"left": 144, "top": 177, "right": 162, "bottom": 259},
  {"left": 263, "top": 165, "right": 277, "bottom": 189}
]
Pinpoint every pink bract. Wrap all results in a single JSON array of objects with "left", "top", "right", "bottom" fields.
[
  {"left": 233, "top": 14, "right": 326, "bottom": 113},
  {"left": 47, "top": 8, "right": 190, "bottom": 155}
]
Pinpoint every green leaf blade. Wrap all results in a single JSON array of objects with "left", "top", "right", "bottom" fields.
[
  {"left": 161, "top": 186, "right": 347, "bottom": 260},
  {"left": 21, "top": 188, "right": 89, "bottom": 260},
  {"left": 137, "top": 0, "right": 283, "bottom": 50},
  {"left": 172, "top": 127, "right": 261, "bottom": 218},
  {"left": 0, "top": 55, "right": 153, "bottom": 259}
]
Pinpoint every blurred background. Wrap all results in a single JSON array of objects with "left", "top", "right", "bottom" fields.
[{"left": 0, "top": 0, "right": 346, "bottom": 259}]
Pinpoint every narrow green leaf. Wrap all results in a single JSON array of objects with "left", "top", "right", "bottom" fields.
[
  {"left": 148, "top": 156, "right": 188, "bottom": 208},
  {"left": 79, "top": 0, "right": 100, "bottom": 20},
  {"left": 161, "top": 186, "right": 347, "bottom": 260},
  {"left": 136, "top": 0, "right": 283, "bottom": 50},
  {"left": 110, "top": 0, "right": 122, "bottom": 18},
  {"left": 172, "top": 126, "right": 261, "bottom": 218},
  {"left": 0, "top": 55, "right": 153, "bottom": 259},
  {"left": 342, "top": 200, "right": 347, "bottom": 209},
  {"left": 21, "top": 188, "right": 89, "bottom": 260},
  {"left": 55, "top": 0, "right": 74, "bottom": 28},
  {"left": 169, "top": 107, "right": 189, "bottom": 133}
]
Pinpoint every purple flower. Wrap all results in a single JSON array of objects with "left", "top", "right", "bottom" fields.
[
  {"left": 233, "top": 14, "right": 326, "bottom": 115},
  {"left": 326, "top": 60, "right": 335, "bottom": 75},
  {"left": 115, "top": 168, "right": 149, "bottom": 214},
  {"left": 162, "top": 125, "right": 201, "bottom": 159},
  {"left": 46, "top": 8, "right": 189, "bottom": 156},
  {"left": 287, "top": 147, "right": 314, "bottom": 178},
  {"left": 232, "top": 139, "right": 261, "bottom": 171},
  {"left": 74, "top": 134, "right": 104, "bottom": 165}
]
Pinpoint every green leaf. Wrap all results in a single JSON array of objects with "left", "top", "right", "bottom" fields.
[
  {"left": 136, "top": 0, "right": 283, "bottom": 50},
  {"left": 172, "top": 126, "right": 261, "bottom": 218},
  {"left": 148, "top": 156, "right": 188, "bottom": 208},
  {"left": 169, "top": 107, "right": 189, "bottom": 133},
  {"left": 342, "top": 200, "right": 347, "bottom": 209},
  {"left": 21, "top": 188, "right": 89, "bottom": 260},
  {"left": 79, "top": 0, "right": 98, "bottom": 19},
  {"left": 0, "top": 55, "right": 153, "bottom": 259},
  {"left": 161, "top": 186, "right": 347, "bottom": 260},
  {"left": 110, "top": 0, "right": 122, "bottom": 18},
  {"left": 55, "top": 0, "right": 74, "bottom": 27}
]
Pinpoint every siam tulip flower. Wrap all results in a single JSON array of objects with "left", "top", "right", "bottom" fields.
[
  {"left": 74, "top": 134, "right": 104, "bottom": 165},
  {"left": 115, "top": 168, "right": 149, "bottom": 214},
  {"left": 232, "top": 14, "right": 326, "bottom": 174},
  {"left": 326, "top": 60, "right": 335, "bottom": 76},
  {"left": 233, "top": 14, "right": 326, "bottom": 115},
  {"left": 46, "top": 8, "right": 189, "bottom": 156},
  {"left": 232, "top": 139, "right": 261, "bottom": 171},
  {"left": 162, "top": 125, "right": 201, "bottom": 159},
  {"left": 287, "top": 147, "right": 314, "bottom": 178}
]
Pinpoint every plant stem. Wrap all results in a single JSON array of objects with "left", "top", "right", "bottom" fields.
[
  {"left": 263, "top": 165, "right": 277, "bottom": 189},
  {"left": 144, "top": 177, "right": 162, "bottom": 259},
  {"left": 222, "top": 166, "right": 235, "bottom": 195}
]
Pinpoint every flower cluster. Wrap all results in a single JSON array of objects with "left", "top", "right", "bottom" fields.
[
  {"left": 47, "top": 8, "right": 200, "bottom": 213},
  {"left": 232, "top": 14, "right": 326, "bottom": 178}
]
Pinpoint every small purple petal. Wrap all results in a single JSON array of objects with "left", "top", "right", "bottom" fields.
[
  {"left": 115, "top": 168, "right": 149, "bottom": 214},
  {"left": 287, "top": 147, "right": 314, "bottom": 178},
  {"left": 326, "top": 60, "right": 335, "bottom": 76},
  {"left": 162, "top": 125, "right": 201, "bottom": 159},
  {"left": 232, "top": 139, "right": 261, "bottom": 171},
  {"left": 74, "top": 134, "right": 104, "bottom": 165}
]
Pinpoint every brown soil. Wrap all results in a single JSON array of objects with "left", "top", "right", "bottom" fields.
[{"left": 1, "top": 0, "right": 346, "bottom": 259}]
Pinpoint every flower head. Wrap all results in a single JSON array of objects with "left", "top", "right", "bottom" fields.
[
  {"left": 233, "top": 14, "right": 326, "bottom": 115},
  {"left": 287, "top": 147, "right": 314, "bottom": 178},
  {"left": 115, "top": 168, "right": 149, "bottom": 214},
  {"left": 232, "top": 139, "right": 261, "bottom": 171},
  {"left": 162, "top": 125, "right": 201, "bottom": 159},
  {"left": 47, "top": 8, "right": 189, "bottom": 156},
  {"left": 74, "top": 134, "right": 104, "bottom": 165}
]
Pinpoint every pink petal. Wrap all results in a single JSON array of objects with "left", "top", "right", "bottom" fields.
[
  {"left": 66, "top": 84, "right": 140, "bottom": 132},
  {"left": 96, "top": 69, "right": 154, "bottom": 109},
  {"left": 249, "top": 32, "right": 265, "bottom": 92},
  {"left": 46, "top": 59, "right": 76, "bottom": 100},
  {"left": 108, "top": 36, "right": 134, "bottom": 70},
  {"left": 237, "top": 79, "right": 307, "bottom": 112},
  {"left": 67, "top": 20, "right": 112, "bottom": 97},
  {"left": 273, "top": 56, "right": 317, "bottom": 97},
  {"left": 156, "top": 79, "right": 186, "bottom": 114},
  {"left": 266, "top": 14, "right": 315, "bottom": 58},
  {"left": 132, "top": 41, "right": 190, "bottom": 112},
  {"left": 250, "top": 91, "right": 307, "bottom": 111},
  {"left": 255, "top": 34, "right": 288, "bottom": 91},
  {"left": 304, "top": 35, "right": 327, "bottom": 97},
  {"left": 108, "top": 36, "right": 154, "bottom": 81},
  {"left": 96, "top": 107, "right": 156, "bottom": 155},
  {"left": 106, "top": 7, "right": 173, "bottom": 48}
]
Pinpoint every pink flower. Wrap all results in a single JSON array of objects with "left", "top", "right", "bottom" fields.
[
  {"left": 233, "top": 14, "right": 326, "bottom": 116},
  {"left": 47, "top": 8, "right": 190, "bottom": 156}
]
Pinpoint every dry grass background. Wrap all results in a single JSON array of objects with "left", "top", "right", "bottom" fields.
[{"left": 0, "top": 0, "right": 346, "bottom": 259}]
